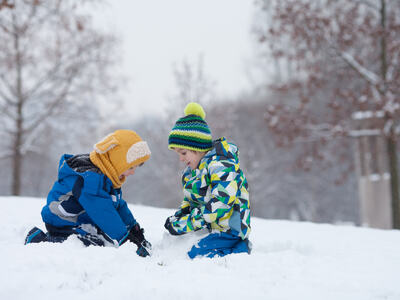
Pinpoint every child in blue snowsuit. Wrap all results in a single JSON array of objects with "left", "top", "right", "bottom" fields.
[
  {"left": 25, "top": 129, "right": 152, "bottom": 257},
  {"left": 164, "top": 103, "right": 252, "bottom": 258}
]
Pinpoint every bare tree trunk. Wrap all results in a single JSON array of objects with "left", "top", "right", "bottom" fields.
[
  {"left": 388, "top": 134, "right": 400, "bottom": 228},
  {"left": 380, "top": 0, "right": 400, "bottom": 228},
  {"left": 12, "top": 16, "right": 23, "bottom": 195},
  {"left": 12, "top": 102, "right": 23, "bottom": 195}
]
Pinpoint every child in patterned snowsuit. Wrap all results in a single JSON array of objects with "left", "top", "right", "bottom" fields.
[
  {"left": 25, "top": 129, "right": 152, "bottom": 257},
  {"left": 164, "top": 102, "right": 251, "bottom": 258}
]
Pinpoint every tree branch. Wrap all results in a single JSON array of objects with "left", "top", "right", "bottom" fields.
[
  {"left": 0, "top": 73, "right": 17, "bottom": 104},
  {"left": 23, "top": 69, "right": 76, "bottom": 136},
  {"left": 337, "top": 50, "right": 380, "bottom": 85}
]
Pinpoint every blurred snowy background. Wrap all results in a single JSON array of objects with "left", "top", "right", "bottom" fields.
[{"left": 1, "top": 0, "right": 399, "bottom": 227}]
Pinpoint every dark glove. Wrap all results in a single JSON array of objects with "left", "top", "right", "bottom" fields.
[
  {"left": 164, "top": 218, "right": 184, "bottom": 236},
  {"left": 136, "top": 245, "right": 151, "bottom": 257},
  {"left": 128, "top": 224, "right": 152, "bottom": 257}
]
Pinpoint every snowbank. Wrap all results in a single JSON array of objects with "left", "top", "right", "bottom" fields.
[{"left": 1, "top": 196, "right": 400, "bottom": 300}]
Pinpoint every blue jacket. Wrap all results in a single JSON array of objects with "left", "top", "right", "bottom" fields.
[{"left": 41, "top": 154, "right": 137, "bottom": 244}]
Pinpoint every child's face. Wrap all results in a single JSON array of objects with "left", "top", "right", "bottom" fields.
[
  {"left": 174, "top": 148, "right": 205, "bottom": 170},
  {"left": 119, "top": 163, "right": 143, "bottom": 180}
]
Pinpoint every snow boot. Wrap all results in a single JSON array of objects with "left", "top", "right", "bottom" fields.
[{"left": 24, "top": 227, "right": 48, "bottom": 244}]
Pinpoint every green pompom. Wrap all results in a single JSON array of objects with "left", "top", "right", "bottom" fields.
[{"left": 184, "top": 102, "right": 206, "bottom": 119}]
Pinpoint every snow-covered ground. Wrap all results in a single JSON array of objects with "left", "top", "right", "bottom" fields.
[{"left": 1, "top": 196, "right": 400, "bottom": 300}]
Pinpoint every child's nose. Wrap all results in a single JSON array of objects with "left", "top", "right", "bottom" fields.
[{"left": 126, "top": 169, "right": 135, "bottom": 177}]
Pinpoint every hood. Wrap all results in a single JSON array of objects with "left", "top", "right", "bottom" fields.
[
  {"left": 57, "top": 154, "right": 100, "bottom": 181},
  {"left": 57, "top": 154, "right": 76, "bottom": 181},
  {"left": 203, "top": 137, "right": 240, "bottom": 164}
]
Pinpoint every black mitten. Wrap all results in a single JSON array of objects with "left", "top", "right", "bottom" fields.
[
  {"left": 128, "top": 224, "right": 152, "bottom": 256},
  {"left": 136, "top": 245, "right": 151, "bottom": 257}
]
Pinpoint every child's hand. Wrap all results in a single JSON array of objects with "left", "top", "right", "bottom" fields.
[
  {"left": 128, "top": 224, "right": 146, "bottom": 245},
  {"left": 164, "top": 218, "right": 183, "bottom": 235},
  {"left": 136, "top": 245, "right": 151, "bottom": 257},
  {"left": 128, "top": 224, "right": 152, "bottom": 257},
  {"left": 136, "top": 239, "right": 152, "bottom": 257}
]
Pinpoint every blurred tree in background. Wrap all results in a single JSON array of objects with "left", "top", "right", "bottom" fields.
[
  {"left": 254, "top": 0, "right": 400, "bottom": 227},
  {"left": 0, "top": 0, "right": 119, "bottom": 195},
  {"left": 0, "top": 0, "right": 367, "bottom": 225}
]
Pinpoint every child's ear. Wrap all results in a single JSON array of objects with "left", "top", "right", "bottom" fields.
[{"left": 94, "top": 134, "right": 119, "bottom": 154}]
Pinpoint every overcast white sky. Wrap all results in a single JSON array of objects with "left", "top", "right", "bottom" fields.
[{"left": 96, "top": 0, "right": 256, "bottom": 119}]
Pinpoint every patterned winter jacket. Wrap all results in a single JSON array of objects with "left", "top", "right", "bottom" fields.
[
  {"left": 168, "top": 137, "right": 251, "bottom": 240},
  {"left": 41, "top": 154, "right": 137, "bottom": 244}
]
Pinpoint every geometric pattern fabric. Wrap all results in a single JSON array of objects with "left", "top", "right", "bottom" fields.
[{"left": 168, "top": 137, "right": 251, "bottom": 240}]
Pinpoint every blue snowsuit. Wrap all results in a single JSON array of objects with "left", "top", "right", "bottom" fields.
[{"left": 41, "top": 154, "right": 137, "bottom": 245}]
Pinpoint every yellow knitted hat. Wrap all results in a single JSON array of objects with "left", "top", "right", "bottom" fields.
[{"left": 89, "top": 129, "right": 151, "bottom": 188}]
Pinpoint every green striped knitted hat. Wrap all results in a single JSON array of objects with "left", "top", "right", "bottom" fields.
[{"left": 168, "top": 102, "right": 212, "bottom": 152}]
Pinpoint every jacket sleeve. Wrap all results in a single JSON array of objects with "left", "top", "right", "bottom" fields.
[
  {"left": 173, "top": 197, "right": 191, "bottom": 218},
  {"left": 78, "top": 173, "right": 129, "bottom": 244},
  {"left": 117, "top": 198, "right": 137, "bottom": 230},
  {"left": 168, "top": 207, "right": 205, "bottom": 234},
  {"left": 167, "top": 197, "right": 204, "bottom": 234}
]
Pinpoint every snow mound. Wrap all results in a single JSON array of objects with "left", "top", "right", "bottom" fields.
[{"left": 1, "top": 196, "right": 400, "bottom": 300}]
